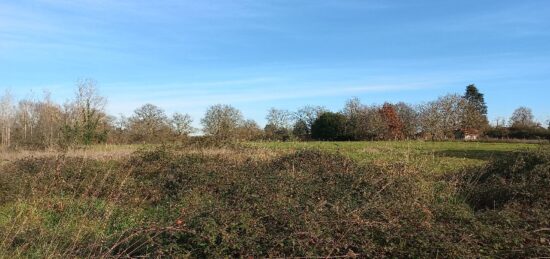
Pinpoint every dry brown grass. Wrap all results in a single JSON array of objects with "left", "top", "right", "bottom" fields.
[{"left": 0, "top": 145, "right": 137, "bottom": 165}]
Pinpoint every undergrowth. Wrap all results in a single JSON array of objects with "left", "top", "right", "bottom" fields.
[{"left": 1, "top": 145, "right": 549, "bottom": 257}]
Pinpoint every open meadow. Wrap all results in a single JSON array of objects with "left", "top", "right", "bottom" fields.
[{"left": 1, "top": 141, "right": 549, "bottom": 258}]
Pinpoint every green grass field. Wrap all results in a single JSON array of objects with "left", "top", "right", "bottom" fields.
[
  {"left": 1, "top": 141, "right": 549, "bottom": 257},
  {"left": 249, "top": 141, "right": 538, "bottom": 172}
]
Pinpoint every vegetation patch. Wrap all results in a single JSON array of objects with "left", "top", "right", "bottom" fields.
[
  {"left": 1, "top": 144, "right": 549, "bottom": 257},
  {"left": 462, "top": 147, "right": 550, "bottom": 210}
]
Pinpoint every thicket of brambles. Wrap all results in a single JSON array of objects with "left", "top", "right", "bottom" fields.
[
  {"left": 1, "top": 81, "right": 549, "bottom": 149},
  {"left": 1, "top": 143, "right": 549, "bottom": 257}
]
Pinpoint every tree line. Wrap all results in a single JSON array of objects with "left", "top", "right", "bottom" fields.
[{"left": 0, "top": 81, "right": 548, "bottom": 149}]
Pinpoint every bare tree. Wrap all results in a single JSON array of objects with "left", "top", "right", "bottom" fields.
[
  {"left": 293, "top": 105, "right": 327, "bottom": 138},
  {"left": 419, "top": 94, "right": 466, "bottom": 140},
  {"left": 16, "top": 100, "right": 32, "bottom": 142},
  {"left": 265, "top": 108, "right": 293, "bottom": 140},
  {"left": 237, "top": 119, "right": 263, "bottom": 140},
  {"left": 341, "top": 97, "right": 369, "bottom": 140},
  {"left": 266, "top": 108, "right": 293, "bottom": 130},
  {"left": 493, "top": 117, "right": 507, "bottom": 128},
  {"left": 509, "top": 107, "right": 536, "bottom": 128},
  {"left": 394, "top": 102, "right": 419, "bottom": 139},
  {"left": 0, "top": 91, "right": 15, "bottom": 148},
  {"left": 11, "top": 96, "right": 46, "bottom": 148},
  {"left": 73, "top": 78, "right": 108, "bottom": 144},
  {"left": 364, "top": 105, "right": 388, "bottom": 140},
  {"left": 342, "top": 97, "right": 363, "bottom": 118},
  {"left": 128, "top": 104, "right": 171, "bottom": 143},
  {"left": 106, "top": 114, "right": 130, "bottom": 144},
  {"left": 461, "top": 103, "right": 488, "bottom": 132},
  {"left": 39, "top": 92, "right": 63, "bottom": 148},
  {"left": 115, "top": 114, "right": 129, "bottom": 130},
  {"left": 60, "top": 78, "right": 108, "bottom": 146},
  {"left": 201, "top": 104, "right": 244, "bottom": 140},
  {"left": 171, "top": 112, "right": 195, "bottom": 137}
]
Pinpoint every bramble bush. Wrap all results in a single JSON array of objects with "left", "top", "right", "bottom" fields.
[{"left": 1, "top": 145, "right": 549, "bottom": 257}]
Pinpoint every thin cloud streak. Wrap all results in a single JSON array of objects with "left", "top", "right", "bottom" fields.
[{"left": 106, "top": 82, "right": 439, "bottom": 114}]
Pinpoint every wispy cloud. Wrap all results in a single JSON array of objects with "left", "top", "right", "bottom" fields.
[
  {"left": 104, "top": 78, "right": 441, "bottom": 113},
  {"left": 105, "top": 79, "right": 440, "bottom": 127}
]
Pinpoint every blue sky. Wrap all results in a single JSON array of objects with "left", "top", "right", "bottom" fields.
[{"left": 1, "top": 0, "right": 549, "bottom": 127}]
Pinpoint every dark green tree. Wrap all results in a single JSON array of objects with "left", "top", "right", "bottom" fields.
[
  {"left": 462, "top": 84, "right": 489, "bottom": 131},
  {"left": 464, "top": 84, "right": 488, "bottom": 115},
  {"left": 311, "top": 112, "right": 348, "bottom": 141}
]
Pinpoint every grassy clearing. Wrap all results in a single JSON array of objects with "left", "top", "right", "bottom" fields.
[
  {"left": 1, "top": 142, "right": 549, "bottom": 257},
  {"left": 248, "top": 141, "right": 538, "bottom": 172}
]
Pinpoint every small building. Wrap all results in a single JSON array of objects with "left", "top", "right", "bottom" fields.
[{"left": 463, "top": 129, "right": 480, "bottom": 141}]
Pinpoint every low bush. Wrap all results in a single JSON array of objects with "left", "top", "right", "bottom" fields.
[
  {"left": 456, "top": 147, "right": 550, "bottom": 257},
  {"left": 462, "top": 147, "right": 550, "bottom": 210}
]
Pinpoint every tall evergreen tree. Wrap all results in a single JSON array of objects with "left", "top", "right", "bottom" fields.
[
  {"left": 464, "top": 84, "right": 488, "bottom": 116},
  {"left": 462, "top": 84, "right": 489, "bottom": 131}
]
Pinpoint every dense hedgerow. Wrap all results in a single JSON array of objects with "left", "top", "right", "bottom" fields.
[{"left": 1, "top": 146, "right": 549, "bottom": 257}]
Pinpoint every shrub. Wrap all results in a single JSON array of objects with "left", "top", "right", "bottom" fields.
[
  {"left": 455, "top": 147, "right": 550, "bottom": 257},
  {"left": 462, "top": 147, "right": 550, "bottom": 210}
]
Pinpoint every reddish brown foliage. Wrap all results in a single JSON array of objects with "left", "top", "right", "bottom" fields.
[{"left": 380, "top": 103, "right": 404, "bottom": 140}]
